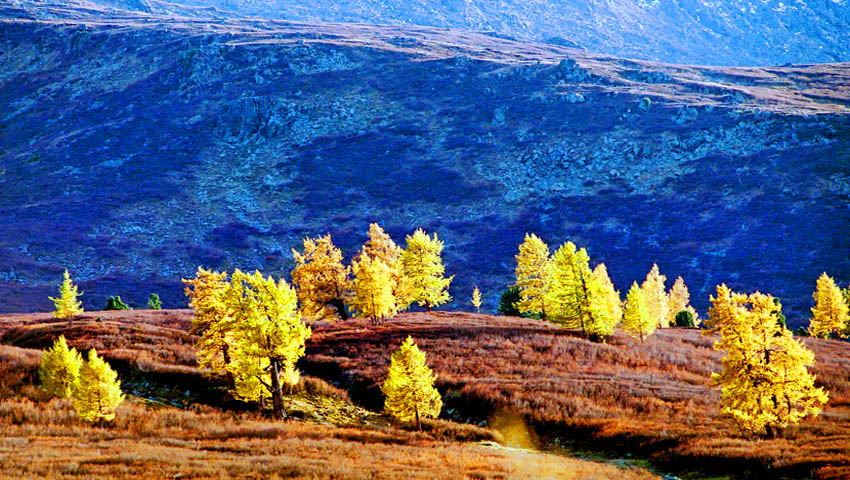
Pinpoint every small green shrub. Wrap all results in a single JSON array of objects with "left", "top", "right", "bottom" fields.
[
  {"left": 104, "top": 296, "right": 130, "bottom": 311},
  {"left": 674, "top": 310, "right": 694, "bottom": 327},
  {"left": 793, "top": 327, "right": 809, "bottom": 337},
  {"left": 497, "top": 287, "right": 522, "bottom": 316},
  {"left": 147, "top": 293, "right": 162, "bottom": 310}
]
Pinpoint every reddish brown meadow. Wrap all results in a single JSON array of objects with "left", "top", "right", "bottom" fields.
[
  {"left": 0, "top": 310, "right": 660, "bottom": 480},
  {"left": 2, "top": 309, "right": 848, "bottom": 478},
  {"left": 302, "top": 311, "right": 850, "bottom": 479}
]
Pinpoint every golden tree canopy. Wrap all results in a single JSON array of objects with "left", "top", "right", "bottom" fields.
[
  {"left": 622, "top": 282, "right": 654, "bottom": 342},
  {"left": 351, "top": 254, "right": 396, "bottom": 322},
  {"left": 381, "top": 336, "right": 442, "bottom": 430},
  {"left": 808, "top": 272, "right": 848, "bottom": 339},
  {"left": 357, "top": 223, "right": 415, "bottom": 313},
  {"left": 49, "top": 269, "right": 83, "bottom": 319},
  {"left": 72, "top": 349, "right": 124, "bottom": 423},
  {"left": 514, "top": 233, "right": 551, "bottom": 318},
  {"left": 471, "top": 286, "right": 482, "bottom": 313},
  {"left": 223, "top": 270, "right": 311, "bottom": 419},
  {"left": 667, "top": 276, "right": 699, "bottom": 327},
  {"left": 641, "top": 264, "right": 669, "bottom": 328},
  {"left": 183, "top": 267, "right": 233, "bottom": 380},
  {"left": 38, "top": 335, "right": 83, "bottom": 398},
  {"left": 400, "top": 229, "right": 453, "bottom": 311},
  {"left": 592, "top": 263, "right": 622, "bottom": 328},
  {"left": 707, "top": 284, "right": 828, "bottom": 437},
  {"left": 291, "top": 234, "right": 352, "bottom": 321},
  {"left": 544, "top": 242, "right": 617, "bottom": 341}
]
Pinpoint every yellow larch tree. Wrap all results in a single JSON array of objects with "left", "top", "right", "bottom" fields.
[
  {"left": 622, "top": 282, "right": 654, "bottom": 342},
  {"left": 381, "top": 336, "right": 442, "bottom": 430},
  {"left": 38, "top": 335, "right": 83, "bottom": 398},
  {"left": 222, "top": 270, "right": 311, "bottom": 419},
  {"left": 641, "top": 264, "right": 669, "bottom": 328},
  {"left": 291, "top": 234, "right": 352, "bottom": 322},
  {"left": 808, "top": 272, "right": 849, "bottom": 339},
  {"left": 400, "top": 229, "right": 453, "bottom": 311},
  {"left": 471, "top": 286, "right": 482, "bottom": 313},
  {"left": 544, "top": 242, "right": 617, "bottom": 341},
  {"left": 72, "top": 349, "right": 125, "bottom": 423},
  {"left": 667, "top": 276, "right": 700, "bottom": 327},
  {"left": 359, "top": 223, "right": 415, "bottom": 312},
  {"left": 706, "top": 284, "right": 828, "bottom": 437},
  {"left": 592, "top": 263, "right": 622, "bottom": 327},
  {"left": 49, "top": 269, "right": 83, "bottom": 319},
  {"left": 183, "top": 267, "right": 234, "bottom": 386},
  {"left": 351, "top": 254, "right": 396, "bottom": 324},
  {"left": 514, "top": 233, "right": 551, "bottom": 319}
]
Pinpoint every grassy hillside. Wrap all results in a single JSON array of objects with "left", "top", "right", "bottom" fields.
[
  {"left": 0, "top": 310, "right": 662, "bottom": 479},
  {"left": 302, "top": 312, "right": 850, "bottom": 479},
  {"left": 1, "top": 310, "right": 848, "bottom": 478}
]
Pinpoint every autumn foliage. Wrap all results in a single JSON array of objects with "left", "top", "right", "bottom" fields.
[
  {"left": 706, "top": 284, "right": 828, "bottom": 437},
  {"left": 49, "top": 269, "right": 83, "bottom": 319},
  {"left": 381, "top": 336, "right": 442, "bottom": 430}
]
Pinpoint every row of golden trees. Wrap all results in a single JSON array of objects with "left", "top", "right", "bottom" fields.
[
  {"left": 180, "top": 223, "right": 452, "bottom": 420},
  {"left": 38, "top": 336, "right": 125, "bottom": 422},
  {"left": 290, "top": 224, "right": 452, "bottom": 324},
  {"left": 513, "top": 233, "right": 699, "bottom": 342}
]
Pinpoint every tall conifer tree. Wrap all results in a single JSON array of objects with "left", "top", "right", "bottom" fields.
[
  {"left": 49, "top": 269, "right": 83, "bottom": 319},
  {"left": 514, "top": 233, "right": 551, "bottom": 319},
  {"left": 808, "top": 272, "right": 848, "bottom": 338},
  {"left": 400, "top": 229, "right": 453, "bottom": 311}
]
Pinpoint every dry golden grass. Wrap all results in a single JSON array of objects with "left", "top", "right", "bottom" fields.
[
  {"left": 0, "top": 395, "right": 659, "bottom": 479},
  {"left": 303, "top": 311, "right": 850, "bottom": 479},
  {"left": 0, "top": 310, "right": 660, "bottom": 480}
]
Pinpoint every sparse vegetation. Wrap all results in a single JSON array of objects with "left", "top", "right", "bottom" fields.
[
  {"left": 104, "top": 296, "right": 130, "bottom": 311},
  {"left": 49, "top": 270, "right": 83, "bottom": 319},
  {"left": 147, "top": 293, "right": 162, "bottom": 310}
]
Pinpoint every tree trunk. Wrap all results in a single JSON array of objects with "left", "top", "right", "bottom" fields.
[
  {"left": 222, "top": 344, "right": 235, "bottom": 389},
  {"left": 415, "top": 404, "right": 421, "bottom": 431},
  {"left": 765, "top": 424, "right": 776, "bottom": 439},
  {"left": 328, "top": 298, "right": 349, "bottom": 320},
  {"left": 270, "top": 359, "right": 286, "bottom": 420}
]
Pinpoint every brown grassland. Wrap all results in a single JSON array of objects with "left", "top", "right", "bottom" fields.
[
  {"left": 0, "top": 310, "right": 660, "bottom": 480},
  {"left": 1, "top": 309, "right": 849, "bottom": 479},
  {"left": 302, "top": 312, "right": 850, "bottom": 479}
]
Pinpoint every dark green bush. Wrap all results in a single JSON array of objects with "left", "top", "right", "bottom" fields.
[
  {"left": 793, "top": 327, "right": 809, "bottom": 337},
  {"left": 773, "top": 297, "right": 787, "bottom": 329},
  {"left": 497, "top": 287, "right": 522, "bottom": 317},
  {"left": 674, "top": 310, "right": 694, "bottom": 327},
  {"left": 104, "top": 296, "right": 130, "bottom": 311},
  {"left": 147, "top": 293, "right": 162, "bottom": 310}
]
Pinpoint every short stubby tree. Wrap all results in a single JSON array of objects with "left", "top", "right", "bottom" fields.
[
  {"left": 381, "top": 336, "right": 442, "bottom": 430},
  {"left": 73, "top": 349, "right": 125, "bottom": 423},
  {"left": 38, "top": 335, "right": 83, "bottom": 398}
]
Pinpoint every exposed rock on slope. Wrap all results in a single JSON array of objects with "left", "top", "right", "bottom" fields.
[{"left": 69, "top": 0, "right": 850, "bottom": 66}]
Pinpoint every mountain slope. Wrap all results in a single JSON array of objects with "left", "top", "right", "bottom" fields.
[
  {"left": 43, "top": 0, "right": 850, "bottom": 66},
  {"left": 0, "top": 1, "right": 849, "bottom": 322}
]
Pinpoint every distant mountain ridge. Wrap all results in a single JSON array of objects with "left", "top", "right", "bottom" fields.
[{"left": 70, "top": 0, "right": 850, "bottom": 66}]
